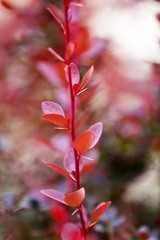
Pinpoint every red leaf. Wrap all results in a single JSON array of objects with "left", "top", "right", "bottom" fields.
[
  {"left": 65, "top": 42, "right": 76, "bottom": 61},
  {"left": 88, "top": 122, "right": 103, "bottom": 149},
  {"left": 76, "top": 28, "right": 90, "bottom": 54},
  {"left": 1, "top": 0, "right": 14, "bottom": 10},
  {"left": 42, "top": 101, "right": 65, "bottom": 116},
  {"left": 65, "top": 63, "right": 80, "bottom": 86},
  {"left": 48, "top": 47, "right": 65, "bottom": 62},
  {"left": 79, "top": 65, "right": 94, "bottom": 91},
  {"left": 73, "top": 131, "right": 95, "bottom": 155},
  {"left": 49, "top": 205, "right": 69, "bottom": 224},
  {"left": 61, "top": 223, "right": 82, "bottom": 240},
  {"left": 136, "top": 227, "right": 150, "bottom": 240},
  {"left": 73, "top": 83, "right": 80, "bottom": 92},
  {"left": 41, "top": 114, "right": 68, "bottom": 127},
  {"left": 64, "top": 188, "right": 85, "bottom": 207},
  {"left": 90, "top": 201, "right": 111, "bottom": 224},
  {"left": 43, "top": 161, "right": 74, "bottom": 181},
  {"left": 41, "top": 189, "right": 66, "bottom": 205},
  {"left": 64, "top": 148, "right": 83, "bottom": 173}
]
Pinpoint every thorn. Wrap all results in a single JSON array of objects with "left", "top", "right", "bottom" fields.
[
  {"left": 69, "top": 174, "right": 76, "bottom": 182},
  {"left": 88, "top": 221, "right": 98, "bottom": 228},
  {"left": 82, "top": 156, "right": 94, "bottom": 161},
  {"left": 70, "top": 3, "right": 83, "bottom": 7},
  {"left": 77, "top": 88, "right": 87, "bottom": 96},
  {"left": 72, "top": 209, "right": 78, "bottom": 216},
  {"left": 54, "top": 127, "right": 68, "bottom": 130}
]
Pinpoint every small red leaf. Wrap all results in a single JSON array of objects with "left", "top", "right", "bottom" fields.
[
  {"left": 42, "top": 101, "right": 65, "bottom": 116},
  {"left": 41, "top": 189, "right": 66, "bottom": 205},
  {"left": 61, "top": 223, "right": 82, "bottom": 240},
  {"left": 136, "top": 227, "right": 150, "bottom": 240},
  {"left": 65, "top": 63, "right": 80, "bottom": 86},
  {"left": 73, "top": 131, "right": 95, "bottom": 155},
  {"left": 49, "top": 205, "right": 69, "bottom": 224},
  {"left": 42, "top": 114, "right": 68, "bottom": 127},
  {"left": 1, "top": 0, "right": 14, "bottom": 10},
  {"left": 67, "top": 118, "right": 71, "bottom": 128},
  {"left": 64, "top": 148, "right": 83, "bottom": 173},
  {"left": 65, "top": 41, "right": 76, "bottom": 61},
  {"left": 88, "top": 122, "right": 103, "bottom": 149},
  {"left": 90, "top": 201, "right": 111, "bottom": 224},
  {"left": 73, "top": 83, "right": 80, "bottom": 93},
  {"left": 48, "top": 47, "right": 65, "bottom": 62},
  {"left": 64, "top": 188, "right": 85, "bottom": 207},
  {"left": 43, "top": 161, "right": 74, "bottom": 181},
  {"left": 79, "top": 65, "right": 94, "bottom": 91}
]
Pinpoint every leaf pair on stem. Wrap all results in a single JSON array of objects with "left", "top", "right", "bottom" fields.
[
  {"left": 41, "top": 188, "right": 85, "bottom": 207},
  {"left": 41, "top": 100, "right": 103, "bottom": 156},
  {"left": 41, "top": 187, "right": 111, "bottom": 230}
]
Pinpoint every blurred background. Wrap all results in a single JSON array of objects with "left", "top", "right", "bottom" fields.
[{"left": 0, "top": 0, "right": 160, "bottom": 239}]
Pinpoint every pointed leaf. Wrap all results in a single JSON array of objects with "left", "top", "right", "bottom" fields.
[
  {"left": 64, "top": 148, "right": 83, "bottom": 173},
  {"left": 42, "top": 101, "right": 65, "bottom": 116},
  {"left": 73, "top": 131, "right": 95, "bottom": 155},
  {"left": 41, "top": 114, "right": 68, "bottom": 127},
  {"left": 88, "top": 122, "right": 103, "bottom": 149},
  {"left": 65, "top": 63, "right": 80, "bottom": 86},
  {"left": 41, "top": 189, "right": 66, "bottom": 205},
  {"left": 90, "top": 201, "right": 111, "bottom": 224},
  {"left": 43, "top": 161, "right": 74, "bottom": 181},
  {"left": 61, "top": 223, "right": 82, "bottom": 240},
  {"left": 48, "top": 47, "right": 65, "bottom": 62},
  {"left": 79, "top": 65, "right": 94, "bottom": 91},
  {"left": 65, "top": 42, "right": 76, "bottom": 61},
  {"left": 64, "top": 188, "right": 85, "bottom": 207}
]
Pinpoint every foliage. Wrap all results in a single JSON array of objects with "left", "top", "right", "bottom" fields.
[{"left": 0, "top": 0, "right": 160, "bottom": 239}]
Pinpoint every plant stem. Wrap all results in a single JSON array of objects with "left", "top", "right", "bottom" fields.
[{"left": 63, "top": 0, "right": 87, "bottom": 237}]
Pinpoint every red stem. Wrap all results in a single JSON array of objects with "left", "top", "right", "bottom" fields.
[{"left": 63, "top": 0, "right": 87, "bottom": 238}]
